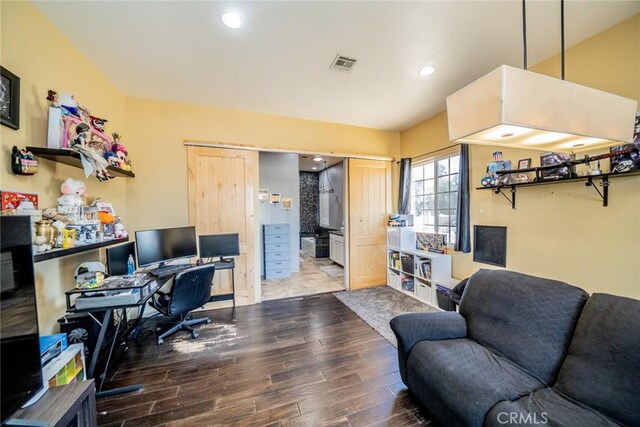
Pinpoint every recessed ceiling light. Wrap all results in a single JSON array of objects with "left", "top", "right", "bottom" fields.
[
  {"left": 418, "top": 65, "right": 436, "bottom": 77},
  {"left": 313, "top": 156, "right": 323, "bottom": 162},
  {"left": 312, "top": 167, "right": 317, "bottom": 170},
  {"left": 221, "top": 12, "right": 242, "bottom": 29}
]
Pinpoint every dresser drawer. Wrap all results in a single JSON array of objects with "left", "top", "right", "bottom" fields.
[
  {"left": 263, "top": 224, "right": 290, "bottom": 235},
  {"left": 265, "top": 251, "right": 289, "bottom": 261},
  {"left": 265, "top": 260, "right": 290, "bottom": 271},
  {"left": 265, "top": 243, "right": 287, "bottom": 253},
  {"left": 264, "top": 234, "right": 288, "bottom": 244},
  {"left": 264, "top": 268, "right": 290, "bottom": 279}
]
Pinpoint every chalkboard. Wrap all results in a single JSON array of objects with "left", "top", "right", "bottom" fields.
[{"left": 473, "top": 225, "right": 507, "bottom": 267}]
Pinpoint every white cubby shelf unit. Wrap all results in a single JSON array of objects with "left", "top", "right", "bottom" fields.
[{"left": 386, "top": 227, "right": 456, "bottom": 309}]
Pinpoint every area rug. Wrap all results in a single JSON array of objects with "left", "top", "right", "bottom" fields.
[
  {"left": 333, "top": 286, "right": 436, "bottom": 347},
  {"left": 319, "top": 265, "right": 344, "bottom": 278}
]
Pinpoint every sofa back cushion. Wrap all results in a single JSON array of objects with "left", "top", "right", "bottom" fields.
[
  {"left": 459, "top": 269, "right": 588, "bottom": 384},
  {"left": 555, "top": 293, "right": 640, "bottom": 426}
]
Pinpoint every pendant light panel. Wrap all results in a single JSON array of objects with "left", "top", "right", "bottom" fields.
[{"left": 446, "top": 66, "right": 637, "bottom": 153}]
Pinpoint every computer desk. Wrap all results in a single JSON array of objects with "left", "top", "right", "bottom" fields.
[
  {"left": 65, "top": 274, "right": 172, "bottom": 397},
  {"left": 206, "top": 259, "right": 236, "bottom": 311},
  {"left": 64, "top": 261, "right": 236, "bottom": 397}
]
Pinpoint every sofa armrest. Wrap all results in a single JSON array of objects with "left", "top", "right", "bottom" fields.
[
  {"left": 390, "top": 312, "right": 468, "bottom": 353},
  {"left": 390, "top": 312, "right": 467, "bottom": 385}
]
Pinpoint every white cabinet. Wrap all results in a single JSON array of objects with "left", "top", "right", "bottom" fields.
[
  {"left": 386, "top": 227, "right": 453, "bottom": 309},
  {"left": 329, "top": 233, "right": 344, "bottom": 266}
]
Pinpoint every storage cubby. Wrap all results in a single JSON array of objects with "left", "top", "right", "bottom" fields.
[{"left": 386, "top": 227, "right": 455, "bottom": 310}]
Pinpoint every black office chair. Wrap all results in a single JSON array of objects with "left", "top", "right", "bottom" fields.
[{"left": 149, "top": 264, "right": 215, "bottom": 345}]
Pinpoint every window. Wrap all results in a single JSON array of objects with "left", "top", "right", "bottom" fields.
[{"left": 411, "top": 152, "right": 460, "bottom": 245}]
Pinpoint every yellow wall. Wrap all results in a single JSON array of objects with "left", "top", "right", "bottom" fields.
[
  {"left": 124, "top": 97, "right": 399, "bottom": 235},
  {"left": 400, "top": 14, "right": 640, "bottom": 298},
  {"left": 0, "top": 2, "right": 128, "bottom": 332}
]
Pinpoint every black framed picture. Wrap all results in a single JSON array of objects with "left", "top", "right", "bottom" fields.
[
  {"left": 473, "top": 225, "right": 507, "bottom": 267},
  {"left": 1, "top": 66, "right": 20, "bottom": 130}
]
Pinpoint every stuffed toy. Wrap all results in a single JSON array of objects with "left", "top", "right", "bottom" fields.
[
  {"left": 57, "top": 178, "right": 86, "bottom": 207},
  {"left": 33, "top": 236, "right": 52, "bottom": 253},
  {"left": 114, "top": 222, "right": 128, "bottom": 239},
  {"left": 43, "top": 207, "right": 69, "bottom": 224}
]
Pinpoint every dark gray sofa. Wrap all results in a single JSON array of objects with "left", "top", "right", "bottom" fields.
[{"left": 390, "top": 269, "right": 640, "bottom": 427}]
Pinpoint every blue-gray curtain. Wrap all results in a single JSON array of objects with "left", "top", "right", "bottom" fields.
[
  {"left": 398, "top": 158, "right": 412, "bottom": 214},
  {"left": 455, "top": 144, "right": 471, "bottom": 253}
]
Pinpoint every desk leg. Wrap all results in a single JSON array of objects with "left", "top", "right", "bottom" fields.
[
  {"left": 88, "top": 310, "right": 112, "bottom": 379},
  {"left": 231, "top": 266, "right": 236, "bottom": 320}
]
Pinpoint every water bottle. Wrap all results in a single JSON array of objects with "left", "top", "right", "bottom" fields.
[{"left": 127, "top": 254, "right": 135, "bottom": 276}]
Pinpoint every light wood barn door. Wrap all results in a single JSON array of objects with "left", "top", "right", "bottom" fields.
[
  {"left": 187, "top": 146, "right": 258, "bottom": 305},
  {"left": 348, "top": 159, "right": 392, "bottom": 289}
]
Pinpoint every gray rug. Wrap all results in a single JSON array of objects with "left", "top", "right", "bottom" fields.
[{"left": 334, "top": 286, "right": 436, "bottom": 347}]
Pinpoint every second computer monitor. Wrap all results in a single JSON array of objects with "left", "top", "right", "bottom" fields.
[
  {"left": 199, "top": 233, "right": 240, "bottom": 260},
  {"left": 106, "top": 241, "right": 136, "bottom": 276}
]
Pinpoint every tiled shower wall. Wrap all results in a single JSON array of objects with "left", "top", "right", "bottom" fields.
[{"left": 300, "top": 172, "right": 320, "bottom": 234}]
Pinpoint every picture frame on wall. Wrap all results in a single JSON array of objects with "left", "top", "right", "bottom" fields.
[
  {"left": 0, "top": 66, "right": 20, "bottom": 130},
  {"left": 518, "top": 158, "right": 531, "bottom": 170}
]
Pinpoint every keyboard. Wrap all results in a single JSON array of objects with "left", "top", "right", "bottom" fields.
[{"left": 149, "top": 264, "right": 190, "bottom": 278}]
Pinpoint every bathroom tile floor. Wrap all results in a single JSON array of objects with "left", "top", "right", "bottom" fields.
[{"left": 262, "top": 252, "right": 345, "bottom": 301}]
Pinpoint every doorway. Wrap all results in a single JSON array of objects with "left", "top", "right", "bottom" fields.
[
  {"left": 260, "top": 152, "right": 347, "bottom": 301},
  {"left": 186, "top": 142, "right": 393, "bottom": 304}
]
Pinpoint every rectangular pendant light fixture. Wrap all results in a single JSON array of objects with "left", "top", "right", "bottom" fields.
[{"left": 446, "top": 65, "right": 637, "bottom": 153}]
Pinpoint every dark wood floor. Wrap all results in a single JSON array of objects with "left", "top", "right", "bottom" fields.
[{"left": 97, "top": 293, "right": 431, "bottom": 426}]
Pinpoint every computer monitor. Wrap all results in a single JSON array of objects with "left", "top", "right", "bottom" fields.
[
  {"left": 135, "top": 226, "right": 198, "bottom": 267},
  {"left": 106, "top": 242, "right": 136, "bottom": 276},
  {"left": 199, "top": 233, "right": 240, "bottom": 261}
]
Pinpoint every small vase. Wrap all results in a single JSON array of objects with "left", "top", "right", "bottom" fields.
[{"left": 35, "top": 219, "right": 58, "bottom": 246}]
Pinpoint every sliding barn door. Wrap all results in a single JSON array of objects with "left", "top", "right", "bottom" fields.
[
  {"left": 348, "top": 159, "right": 392, "bottom": 289},
  {"left": 187, "top": 146, "right": 258, "bottom": 305}
]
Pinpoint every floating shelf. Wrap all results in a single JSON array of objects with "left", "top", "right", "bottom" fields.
[
  {"left": 34, "top": 237, "right": 129, "bottom": 263},
  {"left": 476, "top": 169, "right": 640, "bottom": 208},
  {"left": 27, "top": 147, "right": 135, "bottom": 178}
]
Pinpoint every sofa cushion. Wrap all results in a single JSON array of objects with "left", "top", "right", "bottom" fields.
[
  {"left": 407, "top": 338, "right": 544, "bottom": 427},
  {"left": 460, "top": 269, "right": 588, "bottom": 384},
  {"left": 554, "top": 293, "right": 640, "bottom": 427},
  {"left": 485, "top": 388, "right": 623, "bottom": 427}
]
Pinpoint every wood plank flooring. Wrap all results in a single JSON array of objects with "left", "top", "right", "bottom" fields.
[{"left": 97, "top": 293, "right": 431, "bottom": 426}]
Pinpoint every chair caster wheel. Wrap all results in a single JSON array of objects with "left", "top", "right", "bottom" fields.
[
  {"left": 191, "top": 332, "right": 199, "bottom": 339},
  {"left": 157, "top": 338, "right": 163, "bottom": 345},
  {"left": 206, "top": 319, "right": 211, "bottom": 324}
]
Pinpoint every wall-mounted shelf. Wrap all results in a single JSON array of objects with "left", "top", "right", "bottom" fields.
[
  {"left": 27, "top": 147, "right": 135, "bottom": 178},
  {"left": 476, "top": 170, "right": 640, "bottom": 208},
  {"left": 34, "top": 237, "right": 129, "bottom": 263}
]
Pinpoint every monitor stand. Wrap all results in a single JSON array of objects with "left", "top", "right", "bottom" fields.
[{"left": 219, "top": 256, "right": 233, "bottom": 263}]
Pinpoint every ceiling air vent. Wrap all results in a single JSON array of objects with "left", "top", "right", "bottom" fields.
[{"left": 330, "top": 54, "right": 357, "bottom": 72}]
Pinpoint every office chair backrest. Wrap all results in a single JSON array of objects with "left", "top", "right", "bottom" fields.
[{"left": 168, "top": 264, "right": 216, "bottom": 316}]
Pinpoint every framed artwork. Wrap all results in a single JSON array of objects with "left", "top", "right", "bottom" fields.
[
  {"left": 518, "top": 158, "right": 531, "bottom": 169},
  {"left": 258, "top": 188, "right": 269, "bottom": 201},
  {"left": 282, "top": 198, "right": 292, "bottom": 209},
  {"left": 540, "top": 152, "right": 574, "bottom": 180},
  {"left": 270, "top": 193, "right": 281, "bottom": 205},
  {"left": 610, "top": 113, "right": 640, "bottom": 173},
  {"left": 0, "top": 66, "right": 20, "bottom": 130}
]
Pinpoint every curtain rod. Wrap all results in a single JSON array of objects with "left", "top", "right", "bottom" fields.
[{"left": 397, "top": 144, "right": 459, "bottom": 163}]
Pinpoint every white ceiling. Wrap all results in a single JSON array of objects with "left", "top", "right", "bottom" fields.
[
  {"left": 299, "top": 154, "right": 343, "bottom": 172},
  {"left": 34, "top": 1, "right": 640, "bottom": 132}
]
